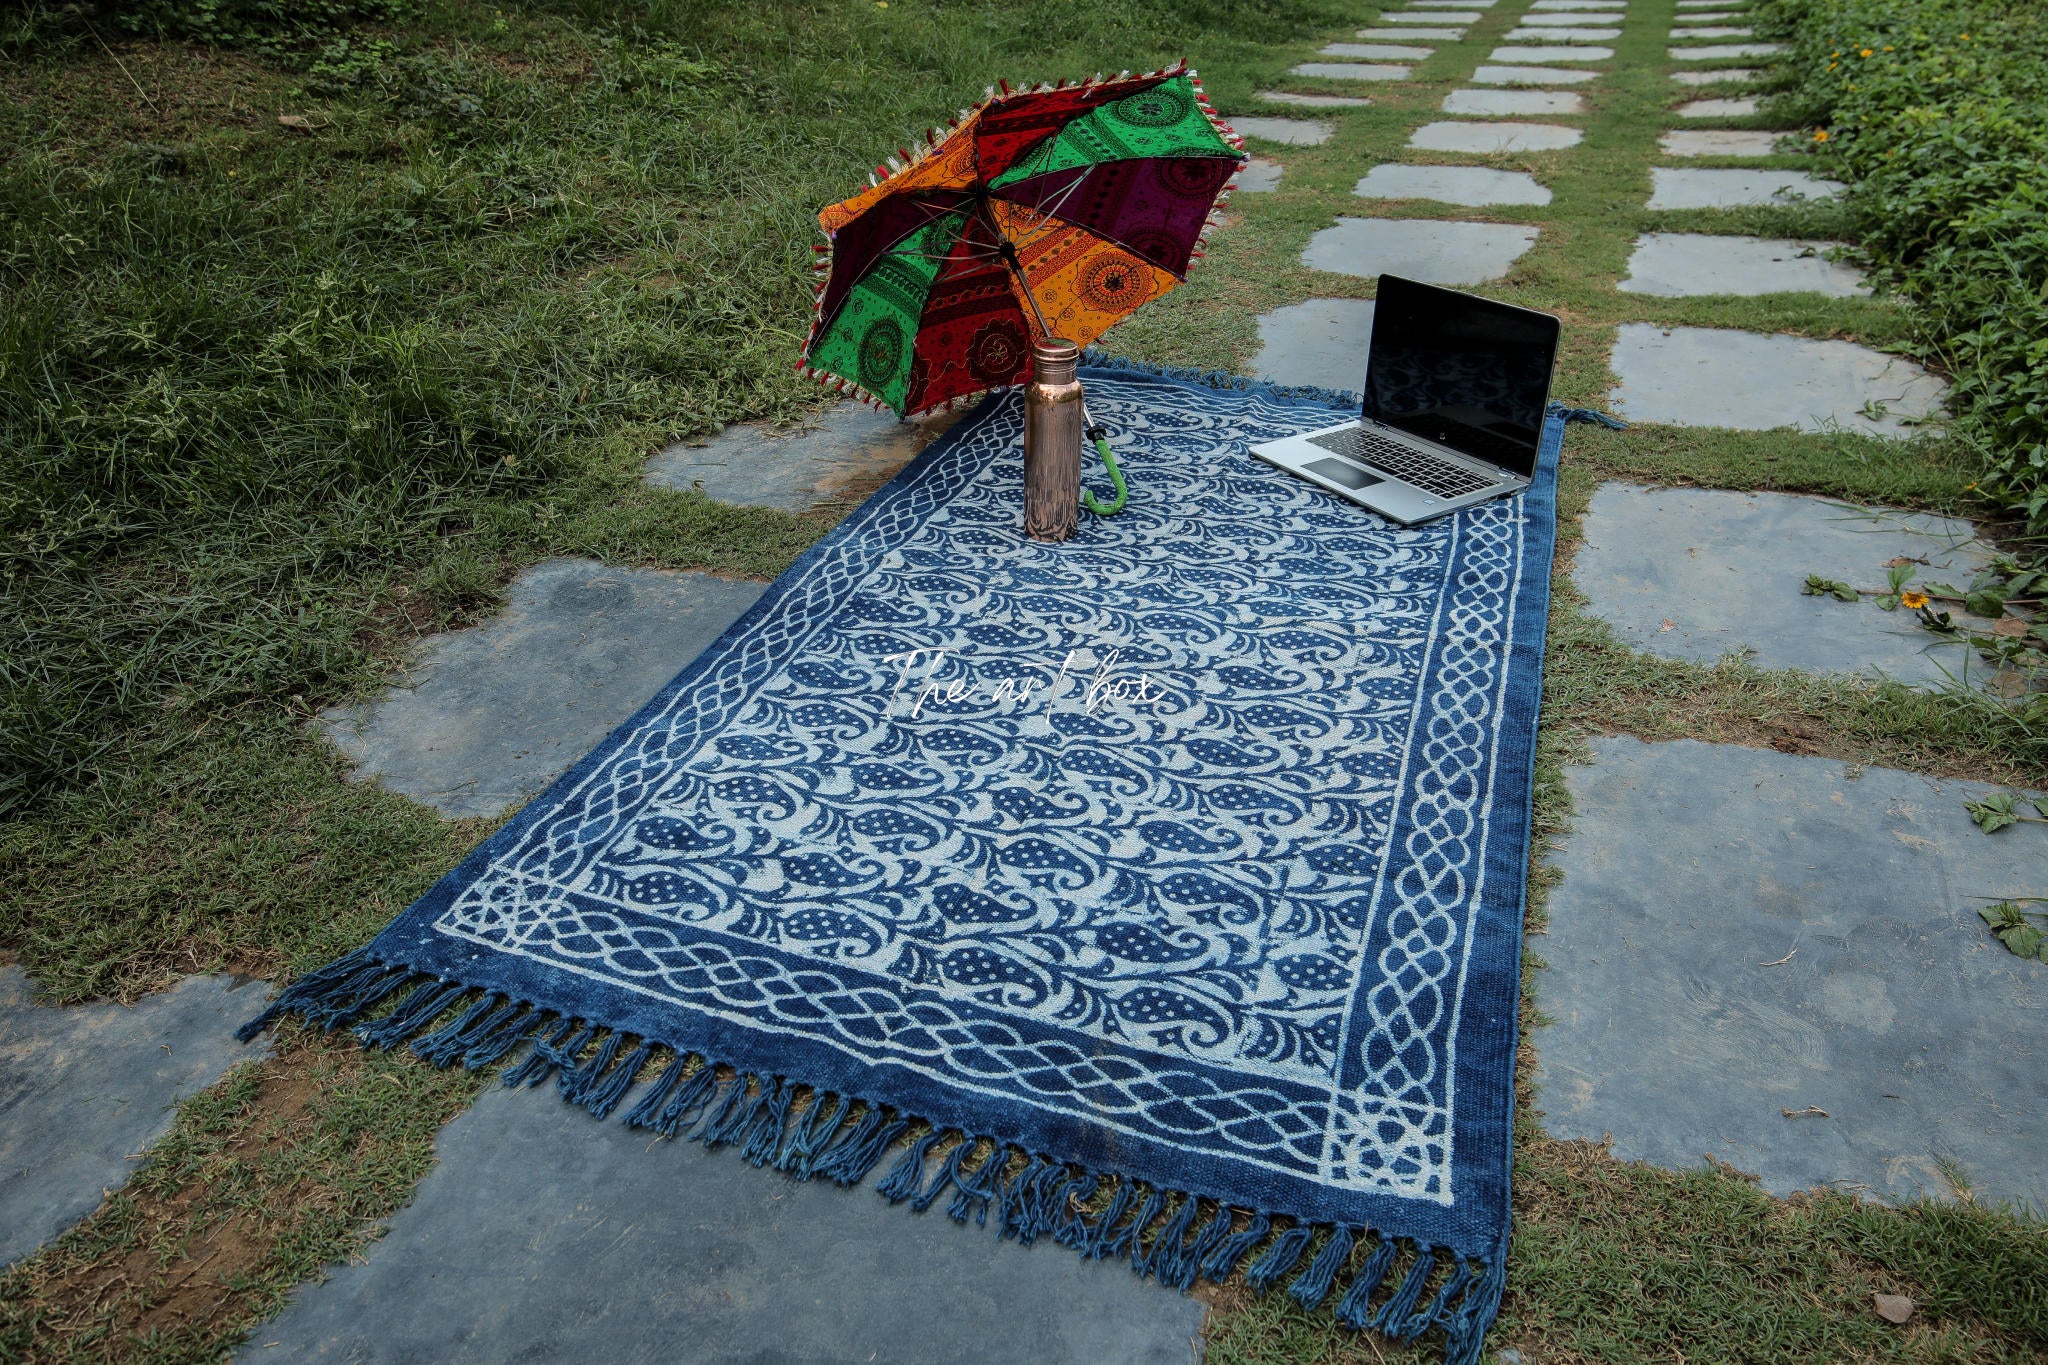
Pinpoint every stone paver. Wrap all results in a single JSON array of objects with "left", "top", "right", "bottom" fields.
[
  {"left": 1671, "top": 43, "right": 1786, "bottom": 59},
  {"left": 1379, "top": 8, "right": 1481, "bottom": 20},
  {"left": 1647, "top": 167, "right": 1840, "bottom": 209},
  {"left": 1410, "top": 120, "right": 1583, "bottom": 152},
  {"left": 1573, "top": 482, "right": 1995, "bottom": 684},
  {"left": 1676, "top": 10, "right": 1749, "bottom": 19},
  {"left": 1357, "top": 163, "right": 1552, "bottom": 206},
  {"left": 1519, "top": 10, "right": 1629, "bottom": 23},
  {"left": 1237, "top": 158, "right": 1284, "bottom": 193},
  {"left": 1618, "top": 233, "right": 1868, "bottom": 297},
  {"left": 1303, "top": 217, "right": 1539, "bottom": 285},
  {"left": 1532, "top": 0, "right": 1623, "bottom": 7},
  {"left": 1257, "top": 90, "right": 1373, "bottom": 107},
  {"left": 1608, "top": 324, "right": 1946, "bottom": 438},
  {"left": 1229, "top": 116, "right": 1334, "bottom": 146},
  {"left": 1657, "top": 128, "right": 1785, "bottom": 157},
  {"left": 1291, "top": 62, "right": 1412, "bottom": 81},
  {"left": 1, "top": 969, "right": 269, "bottom": 1267},
  {"left": 319, "top": 561, "right": 766, "bottom": 818},
  {"left": 1354, "top": 28, "right": 1463, "bottom": 41},
  {"left": 1675, "top": 95, "right": 1760, "bottom": 117},
  {"left": 646, "top": 400, "right": 964, "bottom": 511},
  {"left": 1673, "top": 25, "right": 1755, "bottom": 38},
  {"left": 1490, "top": 45, "right": 1614, "bottom": 63},
  {"left": 1473, "top": 65, "right": 1600, "bottom": 85},
  {"left": 1444, "top": 88, "right": 1587, "bottom": 115},
  {"left": 1672, "top": 68, "right": 1760, "bottom": 85},
  {"left": 1678, "top": 0, "right": 1747, "bottom": 5},
  {"left": 1505, "top": 26, "right": 1621, "bottom": 42},
  {"left": 1251, "top": 298, "right": 1375, "bottom": 392},
  {"left": 1410, "top": 0, "right": 1494, "bottom": 6},
  {"left": 1322, "top": 43, "right": 1434, "bottom": 61},
  {"left": 250, "top": 1085, "right": 1206, "bottom": 1365},
  {"left": 1537, "top": 736, "right": 2048, "bottom": 1208}
]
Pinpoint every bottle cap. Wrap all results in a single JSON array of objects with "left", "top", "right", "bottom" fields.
[{"left": 1032, "top": 338, "right": 1080, "bottom": 384}]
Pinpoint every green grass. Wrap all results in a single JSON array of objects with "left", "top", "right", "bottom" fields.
[{"left": 3, "top": 0, "right": 2047, "bottom": 1360}]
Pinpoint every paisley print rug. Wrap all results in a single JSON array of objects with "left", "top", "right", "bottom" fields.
[{"left": 245, "top": 362, "right": 1563, "bottom": 1363}]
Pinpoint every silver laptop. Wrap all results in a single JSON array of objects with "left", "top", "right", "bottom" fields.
[{"left": 1251, "top": 276, "right": 1562, "bottom": 526}]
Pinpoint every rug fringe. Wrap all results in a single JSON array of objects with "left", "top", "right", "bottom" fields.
[{"left": 239, "top": 963, "right": 1510, "bottom": 1362}]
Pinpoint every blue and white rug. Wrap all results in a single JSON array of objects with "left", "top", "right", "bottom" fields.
[{"left": 249, "top": 362, "right": 1562, "bottom": 1363}]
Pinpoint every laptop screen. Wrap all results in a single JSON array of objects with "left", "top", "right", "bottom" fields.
[{"left": 1362, "top": 276, "right": 1561, "bottom": 479}]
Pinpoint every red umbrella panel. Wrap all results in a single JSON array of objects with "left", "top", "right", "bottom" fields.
[{"left": 800, "top": 64, "right": 1245, "bottom": 417}]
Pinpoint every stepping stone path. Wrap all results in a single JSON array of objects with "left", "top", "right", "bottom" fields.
[
  {"left": 1357, "top": 163, "right": 1552, "bottom": 206},
  {"left": 1619, "top": 233, "right": 1868, "bottom": 297},
  {"left": 1, "top": 968, "right": 269, "bottom": 1267},
  {"left": 197, "top": 3, "right": 2034, "bottom": 1357}
]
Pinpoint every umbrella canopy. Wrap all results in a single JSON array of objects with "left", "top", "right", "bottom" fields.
[{"left": 801, "top": 64, "right": 1245, "bottom": 417}]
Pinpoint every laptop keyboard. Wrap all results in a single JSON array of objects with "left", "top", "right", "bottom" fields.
[{"left": 1306, "top": 426, "right": 1494, "bottom": 499}]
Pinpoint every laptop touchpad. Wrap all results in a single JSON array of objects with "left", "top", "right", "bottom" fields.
[{"left": 1304, "top": 457, "right": 1383, "bottom": 491}]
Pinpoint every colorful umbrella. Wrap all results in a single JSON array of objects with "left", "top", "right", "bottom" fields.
[{"left": 799, "top": 63, "right": 1245, "bottom": 424}]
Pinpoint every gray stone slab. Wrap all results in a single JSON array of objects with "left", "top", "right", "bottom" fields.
[
  {"left": 1519, "top": 10, "right": 1630, "bottom": 23},
  {"left": 1489, "top": 44, "right": 1615, "bottom": 62},
  {"left": 1, "top": 969, "right": 269, "bottom": 1267},
  {"left": 1672, "top": 67, "right": 1760, "bottom": 85},
  {"left": 1619, "top": 233, "right": 1868, "bottom": 297},
  {"left": 1229, "top": 116, "right": 1334, "bottom": 146},
  {"left": 1236, "top": 157, "right": 1284, "bottom": 193},
  {"left": 1672, "top": 25, "right": 1756, "bottom": 37},
  {"left": 250, "top": 1084, "right": 1206, "bottom": 1365},
  {"left": 1290, "top": 62, "right": 1412, "bottom": 81},
  {"left": 1410, "top": 119, "right": 1583, "bottom": 152},
  {"left": 1356, "top": 163, "right": 1552, "bottom": 206},
  {"left": 646, "top": 401, "right": 966, "bottom": 512},
  {"left": 1250, "top": 298, "right": 1374, "bottom": 392},
  {"left": 1573, "top": 482, "right": 1995, "bottom": 684},
  {"left": 1678, "top": 0, "right": 1747, "bottom": 6},
  {"left": 1536, "top": 736, "right": 2048, "bottom": 1209},
  {"left": 1532, "top": 0, "right": 1624, "bottom": 7},
  {"left": 1472, "top": 64, "right": 1601, "bottom": 85},
  {"left": 1245, "top": 294, "right": 1376, "bottom": 388},
  {"left": 1408, "top": 0, "right": 1494, "bottom": 6},
  {"left": 1256, "top": 90, "right": 1374, "bottom": 107},
  {"left": 1506, "top": 26, "right": 1621, "bottom": 41},
  {"left": 1658, "top": 128, "right": 1786, "bottom": 157},
  {"left": 1675, "top": 95, "right": 1761, "bottom": 117},
  {"left": 1379, "top": 8, "right": 1480, "bottom": 19},
  {"left": 1322, "top": 42, "right": 1434, "bottom": 60},
  {"left": 319, "top": 561, "right": 767, "bottom": 818},
  {"left": 1354, "top": 28, "right": 1464, "bottom": 41},
  {"left": 1303, "top": 216, "right": 1539, "bottom": 285},
  {"left": 1670, "top": 42, "right": 1786, "bottom": 58},
  {"left": 1647, "top": 166, "right": 1840, "bottom": 208},
  {"left": 1444, "top": 87, "right": 1587, "bottom": 115},
  {"left": 1675, "top": 10, "right": 1748, "bottom": 18},
  {"left": 1608, "top": 324, "right": 1946, "bottom": 438}
]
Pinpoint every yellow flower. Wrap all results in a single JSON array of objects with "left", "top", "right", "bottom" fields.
[
  {"left": 1859, "top": 47, "right": 1874, "bottom": 56},
  {"left": 1964, "top": 481, "right": 1978, "bottom": 490},
  {"left": 1961, "top": 33, "right": 1970, "bottom": 40},
  {"left": 1828, "top": 61, "right": 1838, "bottom": 70},
  {"left": 1813, "top": 129, "right": 1830, "bottom": 142},
  {"left": 1901, "top": 591, "right": 1929, "bottom": 609},
  {"left": 1883, "top": 45, "right": 1894, "bottom": 51}
]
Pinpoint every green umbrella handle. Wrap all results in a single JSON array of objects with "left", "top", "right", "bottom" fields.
[{"left": 1081, "top": 423, "right": 1127, "bottom": 517}]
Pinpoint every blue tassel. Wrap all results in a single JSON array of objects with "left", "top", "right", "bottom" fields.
[
  {"left": 703, "top": 1075, "right": 769, "bottom": 1149},
  {"left": 1203, "top": 1211, "right": 1270, "bottom": 1281},
  {"left": 1334, "top": 1236, "right": 1399, "bottom": 1329},
  {"left": 947, "top": 1144, "right": 1004, "bottom": 1227},
  {"left": 1081, "top": 1182, "right": 1136, "bottom": 1259},
  {"left": 1445, "top": 1253, "right": 1508, "bottom": 1365},
  {"left": 305, "top": 963, "right": 414, "bottom": 1032},
  {"left": 1100, "top": 1188, "right": 1163, "bottom": 1263},
  {"left": 557, "top": 1032, "right": 623, "bottom": 1106},
  {"left": 1050, "top": 1174, "right": 1100, "bottom": 1250},
  {"left": 817, "top": 1114, "right": 906, "bottom": 1187},
  {"left": 1135, "top": 1196, "right": 1198, "bottom": 1281},
  {"left": 778, "top": 1094, "right": 848, "bottom": 1177},
  {"left": 1372, "top": 1245, "right": 1436, "bottom": 1336},
  {"left": 913, "top": 1136, "right": 976, "bottom": 1215},
  {"left": 408, "top": 995, "right": 504, "bottom": 1068},
  {"left": 1245, "top": 1224, "right": 1315, "bottom": 1294},
  {"left": 502, "top": 1019, "right": 579, "bottom": 1089},
  {"left": 353, "top": 981, "right": 465, "bottom": 1051},
  {"left": 579, "top": 1041, "right": 650, "bottom": 1120},
  {"left": 626, "top": 1058, "right": 718, "bottom": 1137},
  {"left": 461, "top": 1005, "right": 540, "bottom": 1068},
  {"left": 742, "top": 1078, "right": 796, "bottom": 1166},
  {"left": 1547, "top": 400, "right": 1627, "bottom": 429},
  {"left": 1167, "top": 1208, "right": 1235, "bottom": 1290},
  {"left": 1289, "top": 1225, "right": 1355, "bottom": 1311},
  {"left": 876, "top": 1129, "right": 943, "bottom": 1204},
  {"left": 235, "top": 946, "right": 382, "bottom": 1041},
  {"left": 997, "top": 1156, "right": 1047, "bottom": 1240},
  {"left": 1019, "top": 1162, "right": 1070, "bottom": 1246},
  {"left": 1408, "top": 1256, "right": 1472, "bottom": 1340},
  {"left": 692, "top": 1070, "right": 746, "bottom": 1141}
]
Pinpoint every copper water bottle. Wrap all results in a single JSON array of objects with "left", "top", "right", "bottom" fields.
[{"left": 1022, "top": 338, "right": 1083, "bottom": 542}]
